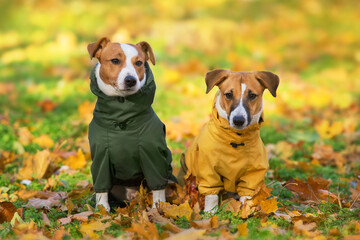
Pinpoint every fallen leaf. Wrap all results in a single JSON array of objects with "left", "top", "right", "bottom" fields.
[
  {"left": 315, "top": 120, "right": 343, "bottom": 139},
  {"left": 284, "top": 177, "right": 338, "bottom": 203},
  {"left": 160, "top": 201, "right": 193, "bottom": 221},
  {"left": 79, "top": 219, "right": 111, "bottom": 239},
  {"left": 167, "top": 228, "right": 206, "bottom": 240},
  {"left": 36, "top": 99, "right": 57, "bottom": 113},
  {"left": 0, "top": 202, "right": 17, "bottom": 223},
  {"left": 260, "top": 198, "right": 278, "bottom": 214},
  {"left": 17, "top": 150, "right": 57, "bottom": 180},
  {"left": 24, "top": 191, "right": 66, "bottom": 210},
  {"left": 63, "top": 149, "right": 87, "bottom": 169},
  {"left": 237, "top": 222, "right": 248, "bottom": 237},
  {"left": 17, "top": 127, "right": 34, "bottom": 146},
  {"left": 33, "top": 134, "right": 54, "bottom": 148},
  {"left": 293, "top": 220, "right": 321, "bottom": 237}
]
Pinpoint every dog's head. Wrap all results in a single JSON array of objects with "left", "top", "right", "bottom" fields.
[
  {"left": 87, "top": 37, "right": 155, "bottom": 96},
  {"left": 205, "top": 69, "right": 279, "bottom": 130}
]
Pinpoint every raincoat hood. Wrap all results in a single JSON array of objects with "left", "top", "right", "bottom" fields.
[
  {"left": 90, "top": 62, "right": 156, "bottom": 129},
  {"left": 182, "top": 96, "right": 268, "bottom": 196}
]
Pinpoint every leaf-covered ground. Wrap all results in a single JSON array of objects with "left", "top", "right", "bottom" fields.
[{"left": 1, "top": 0, "right": 360, "bottom": 239}]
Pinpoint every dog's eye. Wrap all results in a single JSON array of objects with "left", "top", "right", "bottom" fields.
[
  {"left": 224, "top": 92, "right": 233, "bottom": 100},
  {"left": 111, "top": 58, "right": 120, "bottom": 65},
  {"left": 135, "top": 61, "right": 143, "bottom": 66},
  {"left": 248, "top": 92, "right": 258, "bottom": 100}
]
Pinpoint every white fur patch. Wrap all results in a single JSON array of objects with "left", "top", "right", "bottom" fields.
[
  {"left": 229, "top": 83, "right": 248, "bottom": 129},
  {"left": 96, "top": 43, "right": 146, "bottom": 97},
  {"left": 95, "top": 63, "right": 119, "bottom": 96},
  {"left": 118, "top": 44, "right": 145, "bottom": 94},
  {"left": 215, "top": 94, "right": 228, "bottom": 120},
  {"left": 250, "top": 101, "right": 263, "bottom": 125}
]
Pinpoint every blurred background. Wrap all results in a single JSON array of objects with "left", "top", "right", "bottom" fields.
[{"left": 0, "top": 0, "right": 359, "bottom": 171}]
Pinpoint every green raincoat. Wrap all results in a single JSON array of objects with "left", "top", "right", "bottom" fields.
[{"left": 88, "top": 62, "right": 175, "bottom": 193}]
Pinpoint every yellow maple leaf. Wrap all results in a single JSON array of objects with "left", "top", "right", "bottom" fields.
[
  {"left": 160, "top": 201, "right": 193, "bottom": 221},
  {"left": 63, "top": 149, "right": 87, "bottom": 169},
  {"left": 260, "top": 198, "right": 278, "bottom": 214},
  {"left": 315, "top": 120, "right": 343, "bottom": 139},
  {"left": 33, "top": 134, "right": 54, "bottom": 149},
  {"left": 79, "top": 220, "right": 110, "bottom": 239}
]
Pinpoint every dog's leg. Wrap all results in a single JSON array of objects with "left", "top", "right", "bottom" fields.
[
  {"left": 96, "top": 192, "right": 110, "bottom": 212},
  {"left": 204, "top": 194, "right": 219, "bottom": 213},
  {"left": 240, "top": 196, "right": 252, "bottom": 204},
  {"left": 152, "top": 189, "right": 165, "bottom": 208}
]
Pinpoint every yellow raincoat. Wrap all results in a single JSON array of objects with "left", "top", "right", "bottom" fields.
[{"left": 181, "top": 97, "right": 268, "bottom": 197}]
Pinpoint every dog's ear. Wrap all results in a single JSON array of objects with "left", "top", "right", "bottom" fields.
[
  {"left": 254, "top": 71, "right": 280, "bottom": 97},
  {"left": 136, "top": 41, "right": 156, "bottom": 65},
  {"left": 87, "top": 37, "right": 110, "bottom": 60},
  {"left": 205, "top": 69, "right": 230, "bottom": 94}
]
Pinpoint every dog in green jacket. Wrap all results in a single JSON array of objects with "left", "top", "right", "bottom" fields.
[{"left": 87, "top": 37, "right": 175, "bottom": 211}]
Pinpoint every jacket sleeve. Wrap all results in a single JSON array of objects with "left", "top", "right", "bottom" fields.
[
  {"left": 196, "top": 147, "right": 224, "bottom": 195},
  {"left": 236, "top": 146, "right": 269, "bottom": 196}
]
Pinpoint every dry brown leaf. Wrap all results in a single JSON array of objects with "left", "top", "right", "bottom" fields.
[
  {"left": 284, "top": 177, "right": 338, "bottom": 203},
  {"left": 36, "top": 99, "right": 57, "bottom": 113},
  {"left": 25, "top": 191, "right": 66, "bottom": 210},
  {"left": 0, "top": 202, "right": 17, "bottom": 224},
  {"left": 222, "top": 199, "right": 241, "bottom": 213},
  {"left": 58, "top": 211, "right": 94, "bottom": 225},
  {"left": 160, "top": 201, "right": 193, "bottom": 221},
  {"left": 65, "top": 198, "right": 74, "bottom": 216},
  {"left": 15, "top": 190, "right": 39, "bottom": 200},
  {"left": 293, "top": 220, "right": 321, "bottom": 237},
  {"left": 41, "top": 212, "right": 51, "bottom": 226},
  {"left": 260, "top": 198, "right": 278, "bottom": 214}
]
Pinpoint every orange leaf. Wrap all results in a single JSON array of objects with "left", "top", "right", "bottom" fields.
[
  {"left": 260, "top": 198, "right": 278, "bottom": 214},
  {"left": 237, "top": 222, "right": 248, "bottom": 237},
  {"left": 0, "top": 202, "right": 17, "bottom": 224}
]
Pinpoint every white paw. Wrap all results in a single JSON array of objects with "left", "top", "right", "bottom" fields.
[
  {"left": 96, "top": 192, "right": 110, "bottom": 212},
  {"left": 240, "top": 196, "right": 252, "bottom": 204},
  {"left": 204, "top": 194, "right": 219, "bottom": 214},
  {"left": 152, "top": 189, "right": 166, "bottom": 208}
]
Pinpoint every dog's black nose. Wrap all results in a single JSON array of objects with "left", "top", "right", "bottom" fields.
[
  {"left": 233, "top": 116, "right": 245, "bottom": 126},
  {"left": 124, "top": 76, "right": 137, "bottom": 87}
]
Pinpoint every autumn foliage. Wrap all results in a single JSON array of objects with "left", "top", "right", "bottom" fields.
[{"left": 0, "top": 0, "right": 360, "bottom": 239}]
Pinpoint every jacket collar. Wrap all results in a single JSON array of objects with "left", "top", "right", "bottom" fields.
[{"left": 210, "top": 96, "right": 262, "bottom": 147}]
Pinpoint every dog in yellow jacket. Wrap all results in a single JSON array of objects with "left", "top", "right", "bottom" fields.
[{"left": 179, "top": 69, "right": 279, "bottom": 213}]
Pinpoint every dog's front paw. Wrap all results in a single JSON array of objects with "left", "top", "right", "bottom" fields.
[
  {"left": 204, "top": 194, "right": 219, "bottom": 214},
  {"left": 239, "top": 196, "right": 252, "bottom": 204},
  {"left": 96, "top": 192, "right": 110, "bottom": 212},
  {"left": 152, "top": 189, "right": 165, "bottom": 208}
]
